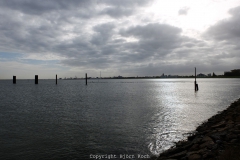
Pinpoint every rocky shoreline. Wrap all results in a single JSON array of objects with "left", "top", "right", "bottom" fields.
[{"left": 153, "top": 98, "right": 240, "bottom": 160}]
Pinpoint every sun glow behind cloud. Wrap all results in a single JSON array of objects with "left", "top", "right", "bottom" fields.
[{"left": 144, "top": 0, "right": 238, "bottom": 37}]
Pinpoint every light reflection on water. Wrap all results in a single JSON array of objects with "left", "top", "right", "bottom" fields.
[
  {"left": 0, "top": 78, "right": 240, "bottom": 159},
  {"left": 147, "top": 78, "right": 240, "bottom": 154}
]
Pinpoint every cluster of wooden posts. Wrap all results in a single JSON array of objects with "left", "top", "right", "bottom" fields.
[
  {"left": 13, "top": 73, "right": 89, "bottom": 85},
  {"left": 12, "top": 69, "right": 199, "bottom": 90}
]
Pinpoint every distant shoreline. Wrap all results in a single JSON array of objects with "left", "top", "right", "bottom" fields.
[{"left": 1, "top": 77, "right": 240, "bottom": 80}]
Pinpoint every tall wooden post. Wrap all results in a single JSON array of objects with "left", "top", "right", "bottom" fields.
[
  {"left": 35, "top": 75, "right": 38, "bottom": 84},
  {"left": 195, "top": 67, "right": 196, "bottom": 91},
  {"left": 86, "top": 73, "right": 87, "bottom": 85},
  {"left": 13, "top": 76, "right": 16, "bottom": 84},
  {"left": 195, "top": 67, "right": 196, "bottom": 83},
  {"left": 195, "top": 67, "right": 199, "bottom": 91},
  {"left": 56, "top": 74, "right": 57, "bottom": 85}
]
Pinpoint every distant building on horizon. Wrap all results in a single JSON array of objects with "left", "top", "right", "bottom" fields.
[
  {"left": 197, "top": 73, "right": 206, "bottom": 77},
  {"left": 160, "top": 73, "right": 167, "bottom": 78},
  {"left": 113, "top": 75, "right": 123, "bottom": 78},
  {"left": 224, "top": 69, "right": 240, "bottom": 76},
  {"left": 167, "top": 75, "right": 178, "bottom": 78}
]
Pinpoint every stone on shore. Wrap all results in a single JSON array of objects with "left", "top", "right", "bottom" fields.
[{"left": 155, "top": 98, "right": 240, "bottom": 160}]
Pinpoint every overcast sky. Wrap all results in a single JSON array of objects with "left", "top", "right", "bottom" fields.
[{"left": 0, "top": 0, "right": 240, "bottom": 79}]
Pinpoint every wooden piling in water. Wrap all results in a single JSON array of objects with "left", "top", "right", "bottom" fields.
[
  {"left": 56, "top": 74, "right": 57, "bottom": 85},
  {"left": 35, "top": 75, "right": 38, "bottom": 84},
  {"left": 86, "top": 73, "right": 87, "bottom": 85},
  {"left": 13, "top": 76, "right": 16, "bottom": 84},
  {"left": 195, "top": 67, "right": 196, "bottom": 82},
  {"left": 195, "top": 67, "right": 199, "bottom": 91}
]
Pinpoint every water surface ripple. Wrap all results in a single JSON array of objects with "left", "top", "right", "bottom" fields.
[{"left": 0, "top": 78, "right": 240, "bottom": 159}]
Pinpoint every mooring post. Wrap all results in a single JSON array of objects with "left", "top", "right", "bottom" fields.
[
  {"left": 35, "top": 75, "right": 38, "bottom": 84},
  {"left": 13, "top": 76, "right": 16, "bottom": 84},
  {"left": 195, "top": 67, "right": 199, "bottom": 91},
  {"left": 56, "top": 74, "right": 57, "bottom": 85},
  {"left": 86, "top": 73, "right": 87, "bottom": 85},
  {"left": 195, "top": 67, "right": 196, "bottom": 82},
  {"left": 195, "top": 67, "right": 196, "bottom": 90}
]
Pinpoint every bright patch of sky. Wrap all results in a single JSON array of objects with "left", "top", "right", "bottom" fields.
[{"left": 143, "top": 0, "right": 239, "bottom": 38}]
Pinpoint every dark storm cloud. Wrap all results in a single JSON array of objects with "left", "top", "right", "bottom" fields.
[
  {"left": 0, "top": 0, "right": 151, "bottom": 55},
  {"left": 0, "top": 0, "right": 152, "bottom": 20},
  {"left": 99, "top": 0, "right": 152, "bottom": 18},
  {"left": 1, "top": 0, "right": 236, "bottom": 77},
  {"left": 101, "top": 0, "right": 151, "bottom": 7},
  {"left": 58, "top": 22, "right": 191, "bottom": 68},
  {"left": 0, "top": 11, "right": 60, "bottom": 53},
  {"left": 204, "top": 5, "right": 240, "bottom": 67},
  {"left": 206, "top": 6, "right": 240, "bottom": 42},
  {"left": 61, "top": 56, "right": 113, "bottom": 69},
  {"left": 120, "top": 23, "right": 182, "bottom": 39},
  {"left": 182, "top": 42, "right": 196, "bottom": 48},
  {"left": 100, "top": 7, "right": 134, "bottom": 18},
  {"left": 90, "top": 23, "right": 115, "bottom": 46},
  {"left": 0, "top": 0, "right": 94, "bottom": 15},
  {"left": 119, "top": 23, "right": 185, "bottom": 62},
  {"left": 178, "top": 7, "right": 190, "bottom": 15}
]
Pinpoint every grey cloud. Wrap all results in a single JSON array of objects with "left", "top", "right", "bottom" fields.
[
  {"left": 0, "top": 5, "right": 223, "bottom": 74},
  {"left": 91, "top": 23, "right": 115, "bottom": 46},
  {"left": 213, "top": 52, "right": 234, "bottom": 59},
  {"left": 120, "top": 23, "right": 182, "bottom": 39},
  {"left": 181, "top": 39, "right": 205, "bottom": 48},
  {"left": 0, "top": 11, "right": 60, "bottom": 53},
  {"left": 60, "top": 23, "right": 187, "bottom": 68},
  {"left": 205, "top": 6, "right": 240, "bottom": 42},
  {"left": 100, "top": 7, "right": 134, "bottom": 18},
  {"left": 61, "top": 56, "right": 114, "bottom": 69},
  {"left": 0, "top": 0, "right": 238, "bottom": 77},
  {"left": 0, "top": 0, "right": 94, "bottom": 15},
  {"left": 202, "top": 6, "right": 240, "bottom": 72},
  {"left": 99, "top": 0, "right": 152, "bottom": 18},
  {"left": 178, "top": 7, "right": 190, "bottom": 15},
  {"left": 182, "top": 42, "right": 195, "bottom": 48},
  {"left": 228, "top": 6, "right": 240, "bottom": 16},
  {"left": 119, "top": 23, "right": 184, "bottom": 61},
  {"left": 100, "top": 45, "right": 118, "bottom": 55},
  {"left": 0, "top": 0, "right": 151, "bottom": 19},
  {"left": 101, "top": 0, "right": 151, "bottom": 7},
  {"left": 92, "top": 23, "right": 115, "bottom": 34},
  {"left": 0, "top": 0, "right": 151, "bottom": 56}
]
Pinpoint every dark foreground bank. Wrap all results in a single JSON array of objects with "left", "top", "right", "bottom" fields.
[{"left": 151, "top": 98, "right": 240, "bottom": 160}]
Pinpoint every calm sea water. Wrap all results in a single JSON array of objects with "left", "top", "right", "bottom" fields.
[{"left": 0, "top": 78, "right": 240, "bottom": 159}]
